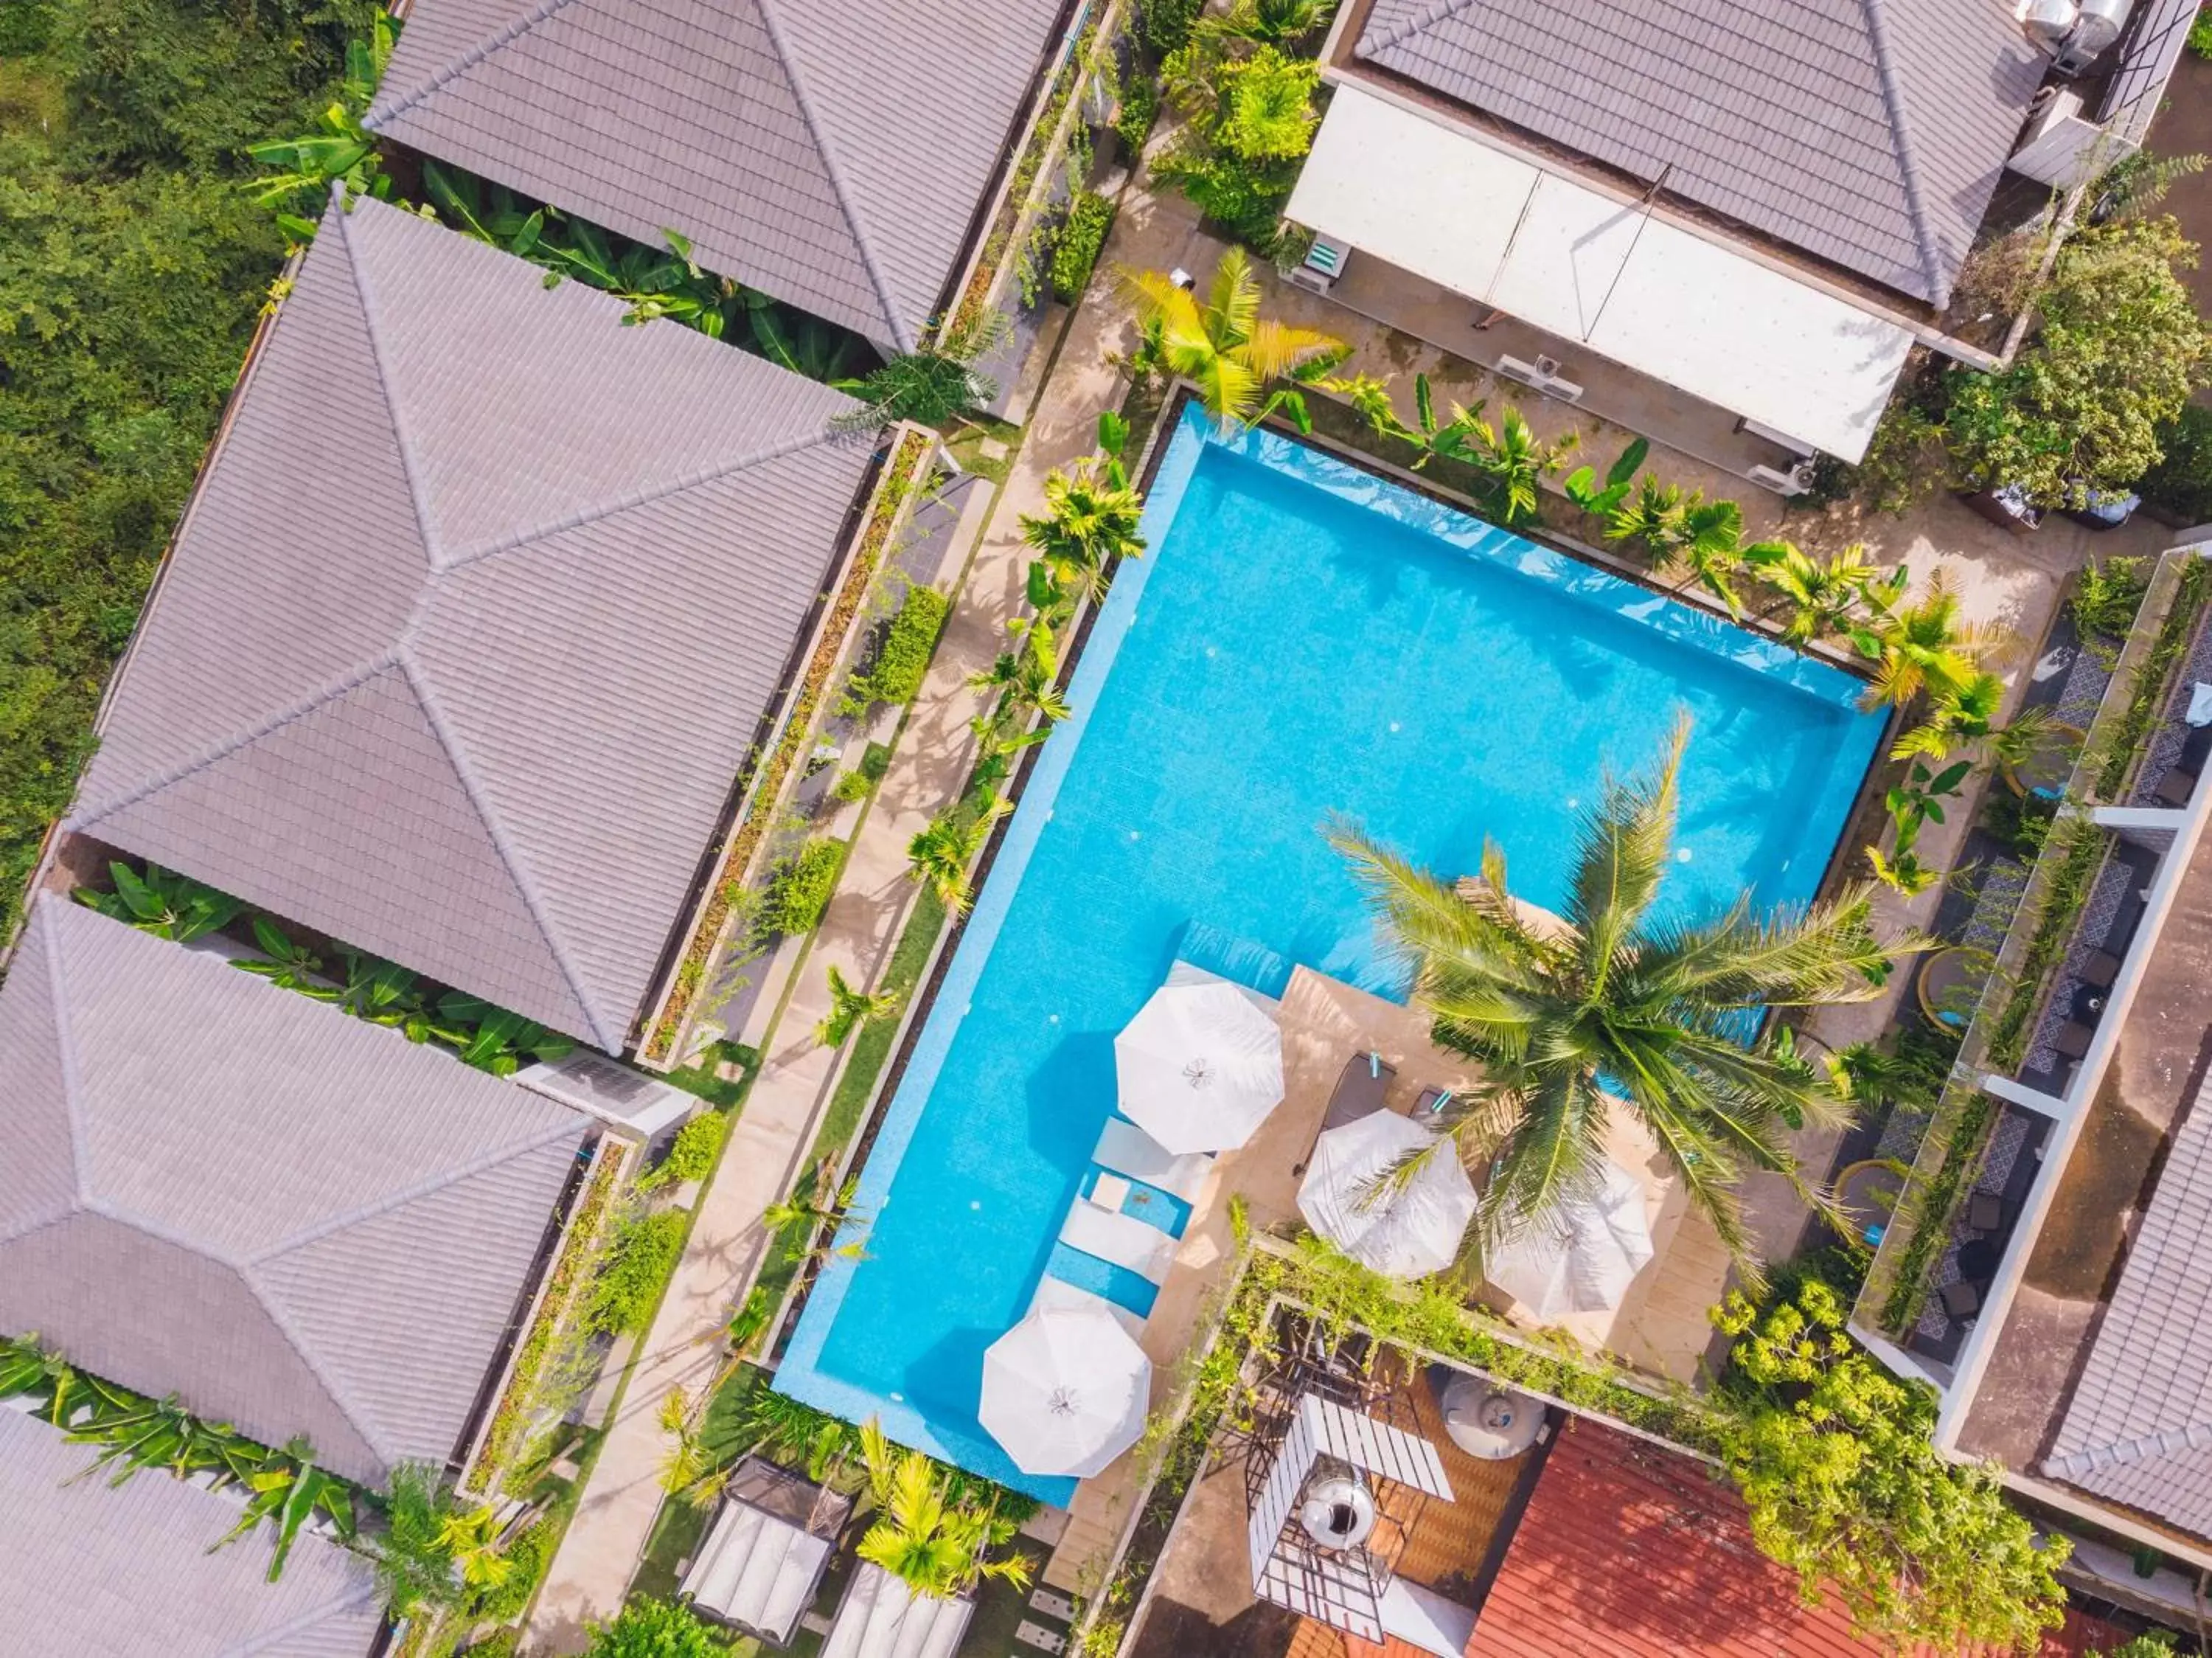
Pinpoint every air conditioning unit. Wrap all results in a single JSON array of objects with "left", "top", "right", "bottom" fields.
[
  {"left": 1287, "top": 232, "right": 1352, "bottom": 294},
  {"left": 1495, "top": 353, "right": 1585, "bottom": 403},
  {"left": 1748, "top": 460, "right": 1820, "bottom": 497}
]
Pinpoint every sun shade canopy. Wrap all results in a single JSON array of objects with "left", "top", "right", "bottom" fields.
[
  {"left": 980, "top": 1303, "right": 1151, "bottom": 1477},
  {"left": 1287, "top": 84, "right": 1916, "bottom": 461},
  {"left": 1484, "top": 1159, "right": 1655, "bottom": 1319},
  {"left": 68, "top": 193, "right": 872, "bottom": 1050},
  {"left": 1114, "top": 974, "right": 1285, "bottom": 1156},
  {"left": 0, "top": 895, "right": 590, "bottom": 1485},
  {"left": 1298, "top": 1109, "right": 1478, "bottom": 1280}
]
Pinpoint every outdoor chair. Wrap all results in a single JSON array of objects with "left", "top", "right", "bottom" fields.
[
  {"left": 2053, "top": 1021, "right": 2096, "bottom": 1060},
  {"left": 2079, "top": 949, "right": 2122, "bottom": 992},
  {"left": 1322, "top": 1052, "right": 1397, "bottom": 1131},
  {"left": 1967, "top": 1191, "right": 2005, "bottom": 1234},
  {"left": 2156, "top": 767, "right": 2199, "bottom": 808},
  {"left": 1939, "top": 1279, "right": 1981, "bottom": 1321}
]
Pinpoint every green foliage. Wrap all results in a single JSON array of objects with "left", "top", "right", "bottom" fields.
[
  {"left": 1331, "top": 718, "right": 1915, "bottom": 1275},
  {"left": 815, "top": 962, "right": 901, "bottom": 1047},
  {"left": 459, "top": 1634, "right": 521, "bottom": 1658},
  {"left": 2194, "top": 3, "right": 2212, "bottom": 55},
  {"left": 856, "top": 1419, "right": 1032, "bottom": 1598},
  {"left": 835, "top": 311, "right": 1006, "bottom": 433},
  {"left": 855, "top": 586, "right": 950, "bottom": 707},
  {"left": 907, "top": 794, "right": 1012, "bottom": 914},
  {"left": 2096, "top": 553, "right": 2212, "bottom": 799},
  {"left": 1114, "top": 72, "right": 1160, "bottom": 156},
  {"left": 369, "top": 1463, "right": 464, "bottom": 1617},
  {"left": 1944, "top": 218, "right": 2210, "bottom": 507},
  {"left": 585, "top": 1208, "right": 691, "bottom": 1337},
  {"left": 1, "top": 0, "right": 358, "bottom": 946},
  {"left": 1984, "top": 814, "right": 2110, "bottom": 1072},
  {"left": 1330, "top": 374, "right": 1577, "bottom": 527},
  {"left": 246, "top": 9, "right": 395, "bottom": 235},
  {"left": 582, "top": 1596, "right": 729, "bottom": 1658},
  {"left": 1138, "top": 0, "right": 1204, "bottom": 53},
  {"left": 74, "top": 861, "right": 240, "bottom": 941},
  {"left": 1051, "top": 191, "right": 1116, "bottom": 303},
  {"left": 1713, "top": 1280, "right": 2067, "bottom": 1651},
  {"left": 1122, "top": 248, "right": 1345, "bottom": 428},
  {"left": 640, "top": 1111, "right": 728, "bottom": 1190},
  {"left": 2141, "top": 401, "right": 2212, "bottom": 522},
  {"left": 1149, "top": 26, "right": 1324, "bottom": 249},
  {"left": 763, "top": 836, "right": 848, "bottom": 937},
  {"left": 2070, "top": 554, "right": 2149, "bottom": 662},
  {"left": 830, "top": 767, "right": 874, "bottom": 803}
]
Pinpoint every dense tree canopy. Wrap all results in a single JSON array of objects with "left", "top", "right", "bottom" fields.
[{"left": 0, "top": 0, "right": 361, "bottom": 943}]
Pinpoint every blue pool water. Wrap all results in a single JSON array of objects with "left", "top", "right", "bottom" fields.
[{"left": 776, "top": 409, "right": 1885, "bottom": 1499}]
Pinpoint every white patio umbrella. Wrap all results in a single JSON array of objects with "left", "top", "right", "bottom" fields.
[
  {"left": 1298, "top": 1110, "right": 1478, "bottom": 1280},
  {"left": 1114, "top": 979, "right": 1284, "bottom": 1155},
  {"left": 1484, "top": 1159, "right": 1655, "bottom": 1319},
  {"left": 979, "top": 1305, "right": 1150, "bottom": 1478}
]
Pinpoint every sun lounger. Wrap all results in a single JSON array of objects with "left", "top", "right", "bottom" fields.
[
  {"left": 1093, "top": 1117, "right": 1214, "bottom": 1203},
  {"left": 1029, "top": 1273, "right": 1146, "bottom": 1339},
  {"left": 1059, "top": 1201, "right": 1178, "bottom": 1285},
  {"left": 1323, "top": 1052, "right": 1397, "bottom": 1131}
]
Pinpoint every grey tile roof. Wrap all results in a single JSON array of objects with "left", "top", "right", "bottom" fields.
[
  {"left": 0, "top": 895, "right": 591, "bottom": 1487},
  {"left": 2045, "top": 1069, "right": 2212, "bottom": 1536},
  {"left": 0, "top": 1405, "right": 382, "bottom": 1658},
  {"left": 1353, "top": 0, "right": 2047, "bottom": 307},
  {"left": 68, "top": 193, "right": 872, "bottom": 1050},
  {"left": 365, "top": 0, "right": 1065, "bottom": 350}
]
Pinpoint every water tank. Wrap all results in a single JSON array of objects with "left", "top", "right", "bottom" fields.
[
  {"left": 1439, "top": 1375, "right": 1545, "bottom": 1460},
  {"left": 2053, "top": 0, "right": 2132, "bottom": 72},
  {"left": 1298, "top": 1474, "right": 1378, "bottom": 1552},
  {"left": 2018, "top": 0, "right": 2079, "bottom": 53}
]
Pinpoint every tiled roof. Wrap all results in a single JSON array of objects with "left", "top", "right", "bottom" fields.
[
  {"left": 0, "top": 895, "right": 590, "bottom": 1486},
  {"left": 0, "top": 1405, "right": 382, "bottom": 1658},
  {"left": 1353, "top": 0, "right": 2046, "bottom": 307},
  {"left": 68, "top": 193, "right": 872, "bottom": 1050},
  {"left": 1465, "top": 1416, "right": 2123, "bottom": 1656},
  {"left": 366, "top": 0, "right": 1066, "bottom": 349},
  {"left": 2045, "top": 1070, "right": 2212, "bottom": 1536}
]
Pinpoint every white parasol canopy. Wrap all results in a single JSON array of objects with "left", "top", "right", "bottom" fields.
[
  {"left": 1114, "top": 978, "right": 1284, "bottom": 1155},
  {"left": 979, "top": 1305, "right": 1150, "bottom": 1478},
  {"left": 1298, "top": 1110, "right": 1478, "bottom": 1280},
  {"left": 1484, "top": 1159, "right": 1655, "bottom": 1319}
]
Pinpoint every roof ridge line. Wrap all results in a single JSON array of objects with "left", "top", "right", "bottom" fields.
[
  {"left": 247, "top": 1114, "right": 583, "bottom": 1263},
  {"left": 754, "top": 0, "right": 915, "bottom": 350},
  {"left": 364, "top": 0, "right": 591, "bottom": 128},
  {"left": 38, "top": 901, "right": 97, "bottom": 1213},
  {"left": 1359, "top": 0, "right": 1485, "bottom": 58},
  {"left": 1855, "top": 0, "right": 1949, "bottom": 302},
  {"left": 236, "top": 1268, "right": 408, "bottom": 1474},
  {"left": 335, "top": 189, "right": 445, "bottom": 567},
  {"left": 393, "top": 652, "right": 622, "bottom": 1051},
  {"left": 2047, "top": 1420, "right": 2212, "bottom": 1480},
  {"left": 66, "top": 652, "right": 405, "bottom": 831},
  {"left": 428, "top": 423, "right": 847, "bottom": 575}
]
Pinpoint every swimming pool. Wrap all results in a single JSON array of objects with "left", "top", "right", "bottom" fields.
[{"left": 776, "top": 407, "right": 1886, "bottom": 1500}]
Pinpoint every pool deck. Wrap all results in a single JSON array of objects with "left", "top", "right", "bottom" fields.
[{"left": 1040, "top": 963, "right": 1732, "bottom": 1590}]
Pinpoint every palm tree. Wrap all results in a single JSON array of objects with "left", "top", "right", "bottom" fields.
[
  {"left": 1607, "top": 480, "right": 1759, "bottom": 617},
  {"left": 364, "top": 1464, "right": 464, "bottom": 1616},
  {"left": 969, "top": 624, "right": 1072, "bottom": 730},
  {"left": 907, "top": 796, "right": 1013, "bottom": 914},
  {"left": 815, "top": 965, "right": 902, "bottom": 1047},
  {"left": 1327, "top": 717, "right": 1920, "bottom": 1272},
  {"left": 1852, "top": 568, "right": 2004, "bottom": 712},
  {"left": 1120, "top": 249, "right": 1345, "bottom": 429},
  {"left": 1020, "top": 457, "right": 1144, "bottom": 603},
  {"left": 1464, "top": 404, "right": 1576, "bottom": 528},
  {"left": 656, "top": 1388, "right": 735, "bottom": 1505},
  {"left": 835, "top": 310, "right": 1009, "bottom": 434},
  {"left": 856, "top": 1420, "right": 1032, "bottom": 1599},
  {"left": 1746, "top": 542, "right": 1899, "bottom": 645}
]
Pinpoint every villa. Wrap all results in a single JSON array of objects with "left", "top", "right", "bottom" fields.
[
  {"left": 0, "top": 1404, "right": 383, "bottom": 1657},
  {"left": 1281, "top": 0, "right": 2197, "bottom": 485},
  {"left": 0, "top": 892, "right": 598, "bottom": 1488},
  {"left": 364, "top": 0, "right": 1077, "bottom": 353},
  {"left": 57, "top": 191, "right": 874, "bottom": 1055}
]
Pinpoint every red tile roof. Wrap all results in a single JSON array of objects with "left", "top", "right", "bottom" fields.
[{"left": 1464, "top": 1416, "right": 2126, "bottom": 1658}]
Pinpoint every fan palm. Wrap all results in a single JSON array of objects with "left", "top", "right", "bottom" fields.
[
  {"left": 1020, "top": 456, "right": 1144, "bottom": 602},
  {"left": 856, "top": 1421, "right": 1032, "bottom": 1599},
  {"left": 1328, "top": 717, "right": 1919, "bottom": 1272},
  {"left": 1120, "top": 249, "right": 1346, "bottom": 429}
]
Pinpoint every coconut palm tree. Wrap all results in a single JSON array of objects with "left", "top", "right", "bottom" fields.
[
  {"left": 1851, "top": 568, "right": 2005, "bottom": 712},
  {"left": 856, "top": 1421, "right": 1031, "bottom": 1599},
  {"left": 815, "top": 965, "right": 902, "bottom": 1047},
  {"left": 1120, "top": 249, "right": 1346, "bottom": 429},
  {"left": 906, "top": 797, "right": 1013, "bottom": 914},
  {"left": 1328, "top": 717, "right": 1920, "bottom": 1273}
]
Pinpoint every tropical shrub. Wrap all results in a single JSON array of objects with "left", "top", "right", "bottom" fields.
[
  {"left": 1944, "top": 217, "right": 2210, "bottom": 506},
  {"left": 2071, "top": 554, "right": 2149, "bottom": 658},
  {"left": 1150, "top": 26, "right": 1324, "bottom": 249},
  {"left": 815, "top": 964, "right": 901, "bottom": 1047},
  {"left": 834, "top": 311, "right": 1006, "bottom": 433},
  {"left": 908, "top": 795, "right": 1012, "bottom": 914},
  {"left": 1051, "top": 192, "right": 1116, "bottom": 303},
  {"left": 74, "top": 861, "right": 240, "bottom": 941},
  {"left": 582, "top": 1597, "right": 727, "bottom": 1658},
  {"left": 469, "top": 1510, "right": 560, "bottom": 1620},
  {"left": 2140, "top": 401, "right": 2212, "bottom": 523},
  {"left": 368, "top": 1463, "right": 463, "bottom": 1616},
  {"left": 1714, "top": 1280, "right": 2068, "bottom": 1651},
  {"left": 640, "top": 1111, "right": 728, "bottom": 1190},
  {"left": 1139, "top": 0, "right": 1204, "bottom": 53},
  {"left": 585, "top": 1209, "right": 690, "bottom": 1337},
  {"left": 1114, "top": 73, "right": 1160, "bottom": 155},
  {"left": 246, "top": 9, "right": 395, "bottom": 236},
  {"left": 856, "top": 586, "right": 950, "bottom": 706},
  {"left": 763, "top": 837, "right": 847, "bottom": 937},
  {"left": 855, "top": 1419, "right": 1032, "bottom": 1598}
]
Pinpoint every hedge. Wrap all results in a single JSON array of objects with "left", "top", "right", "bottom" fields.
[
  {"left": 763, "top": 837, "right": 847, "bottom": 937},
  {"left": 585, "top": 1209, "right": 690, "bottom": 1337},
  {"left": 1051, "top": 192, "right": 1116, "bottom": 303},
  {"left": 858, "top": 585, "right": 949, "bottom": 706}
]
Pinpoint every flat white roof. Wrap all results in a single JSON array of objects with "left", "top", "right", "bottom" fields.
[{"left": 1287, "top": 84, "right": 1915, "bottom": 462}]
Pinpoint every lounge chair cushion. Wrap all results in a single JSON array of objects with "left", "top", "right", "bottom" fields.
[{"left": 1323, "top": 1052, "right": 1397, "bottom": 1131}]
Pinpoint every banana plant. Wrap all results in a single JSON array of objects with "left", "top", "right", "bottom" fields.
[
  {"left": 431, "top": 993, "right": 574, "bottom": 1075},
  {"left": 232, "top": 916, "right": 338, "bottom": 999},
  {"left": 336, "top": 951, "right": 434, "bottom": 1038},
  {"left": 64, "top": 1382, "right": 264, "bottom": 1488},
  {"left": 75, "top": 861, "right": 241, "bottom": 943},
  {"left": 0, "top": 1336, "right": 79, "bottom": 1425},
  {"left": 246, "top": 10, "right": 397, "bottom": 237},
  {"left": 216, "top": 1440, "right": 358, "bottom": 1582},
  {"left": 1562, "top": 436, "right": 1650, "bottom": 517}
]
